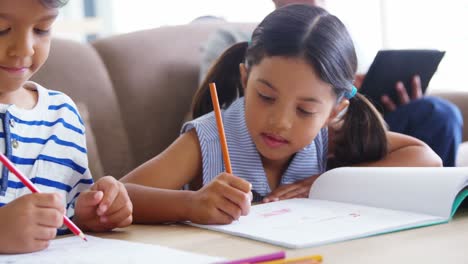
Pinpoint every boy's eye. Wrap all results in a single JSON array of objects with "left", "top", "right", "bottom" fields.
[
  {"left": 34, "top": 28, "right": 51, "bottom": 35},
  {"left": 257, "top": 92, "right": 275, "bottom": 102},
  {"left": 0, "top": 28, "right": 11, "bottom": 35}
]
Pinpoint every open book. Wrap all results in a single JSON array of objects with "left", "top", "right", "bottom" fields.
[{"left": 190, "top": 167, "right": 468, "bottom": 248}]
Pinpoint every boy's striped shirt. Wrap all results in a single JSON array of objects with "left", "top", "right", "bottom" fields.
[{"left": 0, "top": 82, "right": 93, "bottom": 233}]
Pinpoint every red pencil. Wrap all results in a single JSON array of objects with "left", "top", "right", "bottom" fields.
[
  {"left": 0, "top": 153, "right": 87, "bottom": 241},
  {"left": 209, "top": 82, "right": 232, "bottom": 173}
]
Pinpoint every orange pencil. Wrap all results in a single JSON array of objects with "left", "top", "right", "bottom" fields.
[
  {"left": 0, "top": 153, "right": 87, "bottom": 241},
  {"left": 209, "top": 82, "right": 232, "bottom": 173},
  {"left": 258, "top": 255, "right": 323, "bottom": 263}
]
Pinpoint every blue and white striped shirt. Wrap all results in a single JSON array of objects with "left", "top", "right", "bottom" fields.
[
  {"left": 0, "top": 82, "right": 93, "bottom": 232},
  {"left": 182, "top": 97, "right": 327, "bottom": 201}
]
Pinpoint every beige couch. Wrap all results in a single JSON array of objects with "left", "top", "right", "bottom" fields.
[{"left": 31, "top": 23, "right": 468, "bottom": 179}]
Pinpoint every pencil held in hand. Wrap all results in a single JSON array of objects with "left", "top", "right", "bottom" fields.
[
  {"left": 0, "top": 153, "right": 87, "bottom": 241},
  {"left": 209, "top": 82, "right": 233, "bottom": 173},
  {"left": 209, "top": 83, "right": 253, "bottom": 205}
]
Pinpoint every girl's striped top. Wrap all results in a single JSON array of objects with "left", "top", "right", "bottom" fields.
[
  {"left": 0, "top": 82, "right": 93, "bottom": 233},
  {"left": 181, "top": 97, "right": 327, "bottom": 202}
]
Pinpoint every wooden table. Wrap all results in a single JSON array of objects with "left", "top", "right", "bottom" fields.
[{"left": 95, "top": 209, "right": 468, "bottom": 263}]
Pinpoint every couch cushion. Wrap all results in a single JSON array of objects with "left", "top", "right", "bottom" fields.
[
  {"left": 32, "top": 38, "right": 133, "bottom": 178},
  {"left": 429, "top": 91, "right": 468, "bottom": 142},
  {"left": 92, "top": 23, "right": 255, "bottom": 166},
  {"left": 456, "top": 142, "right": 468, "bottom": 167}
]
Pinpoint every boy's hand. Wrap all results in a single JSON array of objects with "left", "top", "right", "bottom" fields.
[
  {"left": 188, "top": 173, "right": 252, "bottom": 225},
  {"left": 74, "top": 176, "right": 132, "bottom": 232},
  {"left": 262, "top": 175, "right": 319, "bottom": 203},
  {"left": 0, "top": 193, "right": 64, "bottom": 254}
]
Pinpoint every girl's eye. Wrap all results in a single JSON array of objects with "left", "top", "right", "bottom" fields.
[
  {"left": 297, "top": 108, "right": 314, "bottom": 116},
  {"left": 34, "top": 28, "right": 51, "bottom": 35},
  {"left": 0, "top": 28, "right": 11, "bottom": 35},
  {"left": 257, "top": 92, "right": 275, "bottom": 102}
]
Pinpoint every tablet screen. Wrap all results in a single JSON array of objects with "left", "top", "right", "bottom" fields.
[{"left": 359, "top": 49, "right": 445, "bottom": 113}]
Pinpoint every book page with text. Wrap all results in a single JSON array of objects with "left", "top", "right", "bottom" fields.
[{"left": 190, "top": 198, "right": 443, "bottom": 248}]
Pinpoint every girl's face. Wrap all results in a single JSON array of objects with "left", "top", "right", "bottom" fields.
[
  {"left": 0, "top": 0, "right": 57, "bottom": 95},
  {"left": 241, "top": 56, "right": 347, "bottom": 164}
]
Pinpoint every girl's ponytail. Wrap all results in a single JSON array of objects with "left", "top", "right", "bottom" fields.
[
  {"left": 191, "top": 42, "right": 249, "bottom": 119},
  {"left": 329, "top": 93, "right": 388, "bottom": 169}
]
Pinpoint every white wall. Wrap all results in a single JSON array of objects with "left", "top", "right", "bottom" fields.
[
  {"left": 381, "top": 0, "right": 468, "bottom": 91},
  {"left": 54, "top": 0, "right": 468, "bottom": 91},
  {"left": 328, "top": 0, "right": 468, "bottom": 91},
  {"left": 109, "top": 0, "right": 274, "bottom": 33}
]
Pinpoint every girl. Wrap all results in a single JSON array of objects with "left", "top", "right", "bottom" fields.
[{"left": 121, "top": 5, "right": 441, "bottom": 225}]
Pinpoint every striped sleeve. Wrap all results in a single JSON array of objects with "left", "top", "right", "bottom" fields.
[
  {"left": 320, "top": 127, "right": 328, "bottom": 172},
  {"left": 181, "top": 113, "right": 224, "bottom": 185},
  {"left": 48, "top": 92, "right": 94, "bottom": 233}
]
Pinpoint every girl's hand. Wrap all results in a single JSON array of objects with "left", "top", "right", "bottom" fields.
[
  {"left": 263, "top": 175, "right": 320, "bottom": 203},
  {"left": 0, "top": 193, "right": 64, "bottom": 253},
  {"left": 74, "top": 176, "right": 133, "bottom": 232},
  {"left": 188, "top": 173, "right": 252, "bottom": 225}
]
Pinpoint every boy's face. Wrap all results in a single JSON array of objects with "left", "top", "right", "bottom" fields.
[{"left": 0, "top": 0, "right": 58, "bottom": 93}]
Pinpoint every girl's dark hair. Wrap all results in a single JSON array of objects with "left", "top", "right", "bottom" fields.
[
  {"left": 192, "top": 5, "right": 388, "bottom": 168},
  {"left": 39, "top": 0, "right": 69, "bottom": 8}
]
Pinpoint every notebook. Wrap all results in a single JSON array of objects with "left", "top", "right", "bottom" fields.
[
  {"left": 189, "top": 167, "right": 468, "bottom": 248},
  {"left": 0, "top": 235, "right": 223, "bottom": 264},
  {"left": 359, "top": 49, "right": 445, "bottom": 113}
]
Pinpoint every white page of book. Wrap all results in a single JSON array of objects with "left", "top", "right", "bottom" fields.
[
  {"left": 0, "top": 235, "right": 223, "bottom": 264},
  {"left": 309, "top": 167, "right": 468, "bottom": 218},
  {"left": 190, "top": 198, "right": 444, "bottom": 248}
]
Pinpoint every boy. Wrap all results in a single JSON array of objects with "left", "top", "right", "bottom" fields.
[{"left": 0, "top": 0, "right": 132, "bottom": 253}]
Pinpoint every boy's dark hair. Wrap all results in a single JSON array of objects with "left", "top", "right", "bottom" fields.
[
  {"left": 192, "top": 4, "right": 388, "bottom": 168},
  {"left": 39, "top": 0, "right": 69, "bottom": 8}
]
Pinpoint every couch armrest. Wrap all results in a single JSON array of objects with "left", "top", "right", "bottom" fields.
[{"left": 429, "top": 91, "right": 468, "bottom": 142}]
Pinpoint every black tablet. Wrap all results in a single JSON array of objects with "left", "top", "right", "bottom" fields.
[{"left": 359, "top": 49, "right": 445, "bottom": 113}]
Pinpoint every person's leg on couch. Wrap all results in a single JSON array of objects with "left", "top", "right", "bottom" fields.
[{"left": 384, "top": 96, "right": 463, "bottom": 166}]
